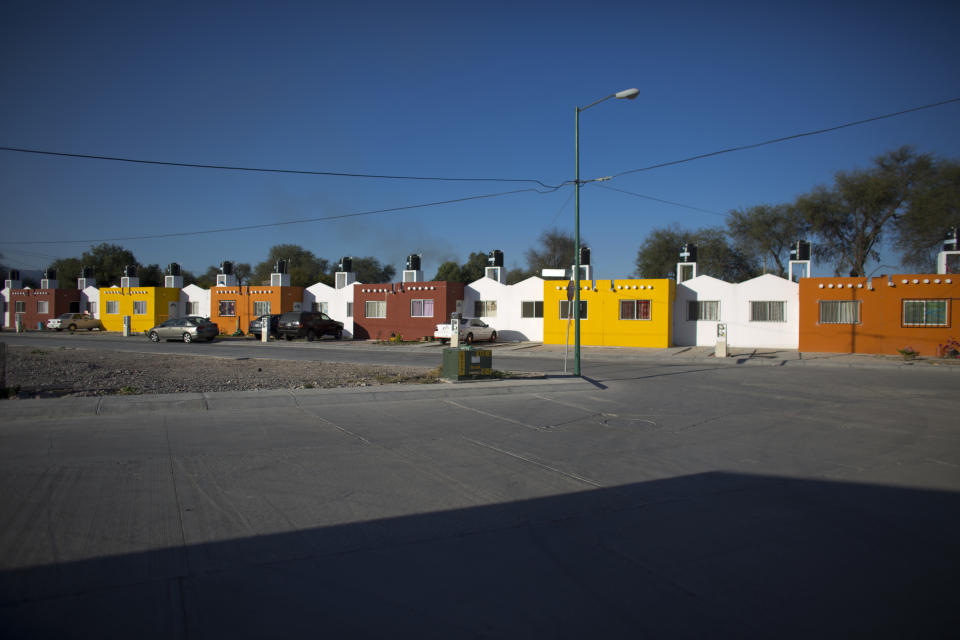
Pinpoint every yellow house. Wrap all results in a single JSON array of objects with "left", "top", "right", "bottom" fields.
[
  {"left": 543, "top": 279, "right": 675, "bottom": 348},
  {"left": 99, "top": 286, "right": 181, "bottom": 333}
]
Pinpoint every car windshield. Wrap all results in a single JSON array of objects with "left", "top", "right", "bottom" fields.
[{"left": 59, "top": 313, "right": 73, "bottom": 319}]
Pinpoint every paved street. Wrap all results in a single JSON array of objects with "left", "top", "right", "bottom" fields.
[{"left": 1, "top": 337, "right": 959, "bottom": 638}]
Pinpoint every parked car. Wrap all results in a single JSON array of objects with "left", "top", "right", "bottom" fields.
[
  {"left": 277, "top": 311, "right": 343, "bottom": 341},
  {"left": 47, "top": 313, "right": 101, "bottom": 332},
  {"left": 434, "top": 318, "right": 497, "bottom": 344},
  {"left": 148, "top": 316, "right": 219, "bottom": 343},
  {"left": 248, "top": 314, "right": 281, "bottom": 339}
]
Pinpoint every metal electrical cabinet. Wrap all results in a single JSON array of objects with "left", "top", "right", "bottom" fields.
[{"left": 441, "top": 347, "right": 493, "bottom": 381}]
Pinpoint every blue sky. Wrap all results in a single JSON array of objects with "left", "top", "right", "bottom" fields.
[{"left": 2, "top": 1, "right": 959, "bottom": 281}]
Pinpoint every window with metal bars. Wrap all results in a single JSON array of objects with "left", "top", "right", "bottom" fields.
[
  {"left": 750, "top": 301, "right": 786, "bottom": 322},
  {"left": 902, "top": 299, "right": 948, "bottom": 327},
  {"left": 819, "top": 300, "right": 861, "bottom": 324}
]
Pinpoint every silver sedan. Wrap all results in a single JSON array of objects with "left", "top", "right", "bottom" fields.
[{"left": 148, "top": 317, "right": 219, "bottom": 343}]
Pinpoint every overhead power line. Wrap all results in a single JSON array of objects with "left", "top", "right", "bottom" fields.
[
  {"left": 611, "top": 97, "right": 960, "bottom": 179},
  {"left": 595, "top": 184, "right": 727, "bottom": 217},
  {"left": 1, "top": 186, "right": 560, "bottom": 245},
  {"left": 0, "top": 145, "right": 564, "bottom": 190}
]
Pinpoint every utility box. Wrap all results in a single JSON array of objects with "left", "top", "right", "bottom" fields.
[
  {"left": 441, "top": 347, "right": 493, "bottom": 381},
  {"left": 122, "top": 315, "right": 131, "bottom": 337},
  {"left": 715, "top": 323, "right": 728, "bottom": 358}
]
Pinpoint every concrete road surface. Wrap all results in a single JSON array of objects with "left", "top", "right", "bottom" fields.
[{"left": 1, "top": 362, "right": 958, "bottom": 638}]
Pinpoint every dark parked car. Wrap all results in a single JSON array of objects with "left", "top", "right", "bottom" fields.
[
  {"left": 277, "top": 311, "right": 343, "bottom": 341},
  {"left": 248, "top": 314, "right": 280, "bottom": 339},
  {"left": 148, "top": 316, "right": 219, "bottom": 343}
]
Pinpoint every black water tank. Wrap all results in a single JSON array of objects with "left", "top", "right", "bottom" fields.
[
  {"left": 680, "top": 243, "right": 697, "bottom": 263},
  {"left": 44, "top": 268, "right": 57, "bottom": 280},
  {"left": 167, "top": 262, "right": 181, "bottom": 276},
  {"left": 406, "top": 254, "right": 421, "bottom": 271},
  {"left": 945, "top": 227, "right": 959, "bottom": 251},
  {"left": 579, "top": 246, "right": 591, "bottom": 266},
  {"left": 82, "top": 266, "right": 94, "bottom": 278},
  {"left": 274, "top": 259, "right": 288, "bottom": 274},
  {"left": 221, "top": 261, "right": 233, "bottom": 275},
  {"left": 790, "top": 240, "right": 811, "bottom": 261},
  {"left": 9, "top": 269, "right": 20, "bottom": 281},
  {"left": 488, "top": 249, "right": 504, "bottom": 267},
  {"left": 338, "top": 256, "right": 353, "bottom": 272},
  {"left": 123, "top": 264, "right": 137, "bottom": 277}
]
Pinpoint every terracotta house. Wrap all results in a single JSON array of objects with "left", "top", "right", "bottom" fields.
[
  {"left": 353, "top": 281, "right": 465, "bottom": 340},
  {"left": 7, "top": 285, "right": 82, "bottom": 330},
  {"left": 209, "top": 285, "right": 304, "bottom": 335},
  {"left": 799, "top": 274, "right": 959, "bottom": 356}
]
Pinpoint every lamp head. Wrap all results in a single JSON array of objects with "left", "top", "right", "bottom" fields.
[{"left": 615, "top": 88, "right": 640, "bottom": 100}]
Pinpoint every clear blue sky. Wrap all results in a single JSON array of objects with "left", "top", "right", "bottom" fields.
[{"left": 2, "top": 0, "right": 959, "bottom": 281}]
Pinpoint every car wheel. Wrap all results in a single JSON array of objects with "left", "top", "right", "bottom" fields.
[
  {"left": 466, "top": 333, "right": 474, "bottom": 344},
  {"left": 490, "top": 331, "right": 497, "bottom": 343},
  {"left": 55, "top": 328, "right": 62, "bottom": 332},
  {"left": 149, "top": 331, "right": 160, "bottom": 343},
  {"left": 87, "top": 327, "right": 93, "bottom": 331},
  {"left": 183, "top": 332, "right": 193, "bottom": 343},
  {"left": 440, "top": 338, "right": 449, "bottom": 345},
  {"left": 306, "top": 330, "right": 316, "bottom": 342},
  {"left": 284, "top": 334, "right": 293, "bottom": 341},
  {"left": 68, "top": 323, "right": 77, "bottom": 332},
  {"left": 334, "top": 328, "right": 342, "bottom": 340}
]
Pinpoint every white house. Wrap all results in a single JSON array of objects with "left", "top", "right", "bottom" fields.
[
  {"left": 463, "top": 275, "right": 544, "bottom": 342},
  {"left": 181, "top": 284, "right": 210, "bottom": 319},
  {"left": 304, "top": 280, "right": 359, "bottom": 338},
  {"left": 675, "top": 273, "right": 798, "bottom": 349}
]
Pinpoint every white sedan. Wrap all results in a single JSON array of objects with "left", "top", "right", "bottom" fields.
[{"left": 47, "top": 313, "right": 101, "bottom": 331}]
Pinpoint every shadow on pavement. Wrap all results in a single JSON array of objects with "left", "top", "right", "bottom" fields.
[{"left": 2, "top": 472, "right": 958, "bottom": 638}]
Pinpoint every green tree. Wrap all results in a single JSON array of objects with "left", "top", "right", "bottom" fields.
[
  {"left": 350, "top": 256, "right": 395, "bottom": 284},
  {"left": 44, "top": 257, "right": 84, "bottom": 289},
  {"left": 798, "top": 147, "right": 935, "bottom": 276},
  {"left": 634, "top": 225, "right": 759, "bottom": 281},
  {"left": 253, "top": 245, "right": 328, "bottom": 287},
  {"left": 524, "top": 228, "right": 583, "bottom": 275},
  {"left": 727, "top": 203, "right": 810, "bottom": 277},
  {"left": 78, "top": 243, "right": 137, "bottom": 285},
  {"left": 894, "top": 159, "right": 960, "bottom": 271},
  {"left": 432, "top": 261, "right": 463, "bottom": 282},
  {"left": 138, "top": 264, "right": 164, "bottom": 287}
]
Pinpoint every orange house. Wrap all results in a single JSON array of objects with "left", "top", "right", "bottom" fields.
[
  {"left": 209, "top": 285, "right": 304, "bottom": 335},
  {"left": 799, "top": 274, "right": 959, "bottom": 356}
]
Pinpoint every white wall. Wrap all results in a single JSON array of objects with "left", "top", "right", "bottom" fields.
[
  {"left": 1, "top": 287, "right": 9, "bottom": 328},
  {"left": 674, "top": 274, "right": 798, "bottom": 348},
  {"left": 82, "top": 286, "right": 100, "bottom": 318},
  {"left": 181, "top": 284, "right": 210, "bottom": 318},
  {"left": 464, "top": 275, "right": 544, "bottom": 342},
  {"left": 305, "top": 281, "right": 358, "bottom": 338}
]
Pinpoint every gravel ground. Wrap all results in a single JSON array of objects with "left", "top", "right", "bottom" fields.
[{"left": 3, "top": 346, "right": 441, "bottom": 398}]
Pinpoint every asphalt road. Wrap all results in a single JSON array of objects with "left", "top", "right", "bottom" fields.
[{"left": 1, "top": 333, "right": 959, "bottom": 638}]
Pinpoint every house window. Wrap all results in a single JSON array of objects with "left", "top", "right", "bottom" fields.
[
  {"left": 619, "top": 299, "right": 652, "bottom": 320},
  {"left": 365, "top": 300, "right": 386, "bottom": 318},
  {"left": 311, "top": 301, "right": 328, "bottom": 314},
  {"left": 15, "top": 301, "right": 26, "bottom": 313},
  {"left": 106, "top": 300, "right": 119, "bottom": 314},
  {"left": 219, "top": 300, "right": 236, "bottom": 316},
  {"left": 474, "top": 300, "right": 497, "bottom": 317},
  {"left": 410, "top": 299, "right": 434, "bottom": 318},
  {"left": 188, "top": 301, "right": 200, "bottom": 315},
  {"left": 559, "top": 300, "right": 588, "bottom": 320},
  {"left": 902, "top": 299, "right": 948, "bottom": 327},
  {"left": 254, "top": 301, "right": 272, "bottom": 315},
  {"left": 750, "top": 301, "right": 786, "bottom": 322},
  {"left": 346, "top": 302, "right": 353, "bottom": 318},
  {"left": 37, "top": 300, "right": 49, "bottom": 314},
  {"left": 688, "top": 300, "right": 719, "bottom": 321},
  {"left": 133, "top": 301, "right": 147, "bottom": 315},
  {"left": 521, "top": 300, "right": 543, "bottom": 318},
  {"left": 819, "top": 300, "right": 861, "bottom": 324},
  {"left": 88, "top": 301, "right": 98, "bottom": 316}
]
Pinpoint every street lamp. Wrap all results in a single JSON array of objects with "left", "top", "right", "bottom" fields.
[{"left": 573, "top": 87, "right": 638, "bottom": 376}]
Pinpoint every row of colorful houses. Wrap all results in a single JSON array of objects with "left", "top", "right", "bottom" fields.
[{"left": 3, "top": 264, "right": 958, "bottom": 356}]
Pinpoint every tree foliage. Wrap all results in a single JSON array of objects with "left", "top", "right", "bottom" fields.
[
  {"left": 894, "top": 160, "right": 960, "bottom": 271},
  {"left": 634, "top": 225, "right": 759, "bottom": 281},
  {"left": 74, "top": 243, "right": 138, "bottom": 286},
  {"left": 727, "top": 203, "right": 809, "bottom": 277},
  {"left": 252, "top": 245, "right": 328, "bottom": 287},
  {"left": 432, "top": 251, "right": 492, "bottom": 283},
  {"left": 432, "top": 261, "right": 463, "bottom": 282},
  {"left": 797, "top": 147, "right": 935, "bottom": 276},
  {"left": 524, "top": 228, "right": 583, "bottom": 275},
  {"left": 350, "top": 256, "right": 395, "bottom": 284}
]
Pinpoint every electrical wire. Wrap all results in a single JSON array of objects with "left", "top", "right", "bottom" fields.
[
  {"left": 594, "top": 184, "right": 727, "bottom": 217},
  {"left": 0, "top": 145, "right": 564, "bottom": 190},
  {"left": 610, "top": 97, "right": 960, "bottom": 179},
  {"left": 1, "top": 186, "right": 561, "bottom": 245}
]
